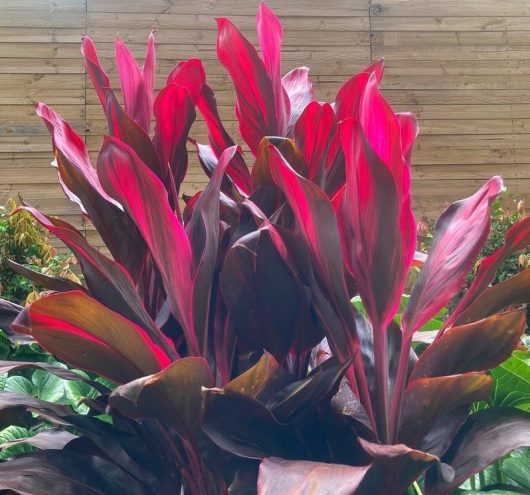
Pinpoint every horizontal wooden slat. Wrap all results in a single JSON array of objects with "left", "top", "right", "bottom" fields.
[{"left": 3, "top": 0, "right": 530, "bottom": 244}]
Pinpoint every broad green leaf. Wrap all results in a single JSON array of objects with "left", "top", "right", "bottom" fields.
[
  {"left": 95, "top": 375, "right": 116, "bottom": 390},
  {"left": 64, "top": 380, "right": 99, "bottom": 414},
  {"left": 0, "top": 425, "right": 35, "bottom": 460},
  {"left": 32, "top": 370, "right": 65, "bottom": 403},
  {"left": 5, "top": 376, "right": 34, "bottom": 396},
  {"left": 502, "top": 456, "right": 530, "bottom": 488},
  {"left": 491, "top": 350, "right": 530, "bottom": 410}
]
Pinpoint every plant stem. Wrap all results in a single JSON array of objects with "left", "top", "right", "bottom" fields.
[
  {"left": 470, "top": 474, "right": 476, "bottom": 490},
  {"left": 388, "top": 331, "right": 413, "bottom": 442},
  {"left": 373, "top": 320, "right": 390, "bottom": 443}
]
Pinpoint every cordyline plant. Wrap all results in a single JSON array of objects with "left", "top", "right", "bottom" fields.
[{"left": 0, "top": 3, "right": 530, "bottom": 494}]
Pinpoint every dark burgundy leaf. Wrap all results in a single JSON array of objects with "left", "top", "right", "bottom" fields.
[
  {"left": 455, "top": 266, "right": 530, "bottom": 325},
  {"left": 7, "top": 259, "right": 86, "bottom": 294},
  {"left": 425, "top": 408, "right": 530, "bottom": 495},
  {"left": 258, "top": 457, "right": 368, "bottom": 495},
  {"left": 0, "top": 450, "right": 152, "bottom": 495},
  {"left": 399, "top": 373, "right": 492, "bottom": 448},
  {"left": 449, "top": 215, "right": 530, "bottom": 326},
  {"left": 186, "top": 146, "right": 238, "bottom": 355},
  {"left": 202, "top": 388, "right": 304, "bottom": 460},
  {"left": 411, "top": 309, "right": 526, "bottom": 380},
  {"left": 23, "top": 291, "right": 172, "bottom": 384},
  {"left": 19, "top": 206, "right": 171, "bottom": 355},
  {"left": 108, "top": 357, "right": 213, "bottom": 436}
]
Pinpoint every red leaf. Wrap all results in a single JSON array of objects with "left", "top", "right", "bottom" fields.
[
  {"left": 81, "top": 35, "right": 110, "bottom": 109},
  {"left": 36, "top": 102, "right": 119, "bottom": 210},
  {"left": 166, "top": 58, "right": 205, "bottom": 104},
  {"left": 18, "top": 206, "right": 175, "bottom": 358},
  {"left": 153, "top": 84, "right": 196, "bottom": 194},
  {"left": 216, "top": 17, "right": 278, "bottom": 155},
  {"left": 294, "top": 102, "right": 337, "bottom": 187},
  {"left": 397, "top": 112, "right": 419, "bottom": 164},
  {"left": 334, "top": 60, "right": 384, "bottom": 122},
  {"left": 197, "top": 84, "right": 251, "bottom": 195},
  {"left": 339, "top": 118, "right": 415, "bottom": 330},
  {"left": 403, "top": 176, "right": 503, "bottom": 335},
  {"left": 257, "top": 1, "right": 290, "bottom": 135},
  {"left": 98, "top": 136, "right": 197, "bottom": 356},
  {"left": 105, "top": 90, "right": 166, "bottom": 185},
  {"left": 26, "top": 291, "right": 171, "bottom": 383},
  {"left": 268, "top": 144, "right": 373, "bottom": 424},
  {"left": 115, "top": 32, "right": 155, "bottom": 133},
  {"left": 358, "top": 74, "right": 403, "bottom": 179},
  {"left": 37, "top": 101, "right": 147, "bottom": 282}
]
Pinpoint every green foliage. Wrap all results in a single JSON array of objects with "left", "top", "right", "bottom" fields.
[
  {"left": 0, "top": 198, "right": 80, "bottom": 304},
  {"left": 481, "top": 197, "right": 530, "bottom": 284},
  {"left": 491, "top": 349, "right": 530, "bottom": 411},
  {"left": 0, "top": 426, "right": 36, "bottom": 460},
  {"left": 0, "top": 361, "right": 108, "bottom": 458}
]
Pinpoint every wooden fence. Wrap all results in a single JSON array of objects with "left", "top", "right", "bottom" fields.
[{"left": 1, "top": 0, "right": 529, "bottom": 249}]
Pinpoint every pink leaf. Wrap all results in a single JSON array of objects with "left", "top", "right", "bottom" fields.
[
  {"left": 153, "top": 84, "right": 196, "bottom": 194},
  {"left": 257, "top": 1, "right": 290, "bottom": 135},
  {"left": 197, "top": 85, "right": 251, "bottom": 194},
  {"left": 98, "top": 136, "right": 198, "bottom": 355},
  {"left": 115, "top": 32, "right": 155, "bottom": 133},
  {"left": 81, "top": 35, "right": 110, "bottom": 109},
  {"left": 338, "top": 118, "right": 415, "bottom": 330},
  {"left": 216, "top": 17, "right": 277, "bottom": 155},
  {"left": 294, "top": 102, "right": 337, "bottom": 187},
  {"left": 403, "top": 176, "right": 504, "bottom": 335},
  {"left": 167, "top": 58, "right": 206, "bottom": 104},
  {"left": 36, "top": 103, "right": 146, "bottom": 280}
]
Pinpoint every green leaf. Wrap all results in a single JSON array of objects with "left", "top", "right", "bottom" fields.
[
  {"left": 491, "top": 350, "right": 530, "bottom": 411},
  {"left": 5, "top": 376, "right": 34, "bottom": 396},
  {"left": 32, "top": 370, "right": 65, "bottom": 403},
  {"left": 64, "top": 380, "right": 99, "bottom": 414},
  {"left": 0, "top": 425, "right": 35, "bottom": 460},
  {"left": 502, "top": 456, "right": 530, "bottom": 488}
]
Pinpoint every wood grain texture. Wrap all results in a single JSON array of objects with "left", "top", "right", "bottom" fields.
[{"left": 1, "top": 0, "right": 529, "bottom": 251}]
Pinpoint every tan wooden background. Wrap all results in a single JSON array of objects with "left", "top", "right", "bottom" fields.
[{"left": 1, "top": 0, "right": 530, "bottom": 249}]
